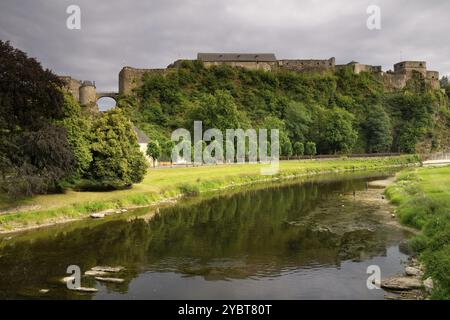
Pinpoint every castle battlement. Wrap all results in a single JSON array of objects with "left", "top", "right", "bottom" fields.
[
  {"left": 385, "top": 60, "right": 439, "bottom": 91},
  {"left": 60, "top": 53, "right": 441, "bottom": 105}
]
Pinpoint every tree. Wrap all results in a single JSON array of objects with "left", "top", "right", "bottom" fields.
[
  {"left": 188, "top": 90, "right": 249, "bottom": 132},
  {"left": 441, "top": 77, "right": 450, "bottom": 99},
  {"left": 386, "top": 92, "right": 434, "bottom": 153},
  {"left": 0, "top": 40, "right": 75, "bottom": 197},
  {"left": 146, "top": 141, "right": 162, "bottom": 167},
  {"left": 88, "top": 109, "right": 147, "bottom": 188},
  {"left": 305, "top": 142, "right": 317, "bottom": 157},
  {"left": 162, "top": 140, "right": 176, "bottom": 164},
  {"left": 281, "top": 135, "right": 293, "bottom": 158},
  {"left": 60, "top": 92, "right": 92, "bottom": 175},
  {"left": 284, "top": 101, "right": 311, "bottom": 143},
  {"left": 397, "top": 123, "right": 420, "bottom": 154},
  {"left": 321, "top": 107, "right": 358, "bottom": 154},
  {"left": 293, "top": 142, "right": 305, "bottom": 157},
  {"left": 364, "top": 105, "right": 393, "bottom": 153}
]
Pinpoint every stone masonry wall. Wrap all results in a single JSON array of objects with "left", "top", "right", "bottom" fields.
[
  {"left": 59, "top": 76, "right": 82, "bottom": 101},
  {"left": 278, "top": 58, "right": 335, "bottom": 73},
  {"left": 119, "top": 67, "right": 166, "bottom": 95}
]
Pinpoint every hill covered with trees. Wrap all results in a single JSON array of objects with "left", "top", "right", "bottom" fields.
[{"left": 118, "top": 60, "right": 450, "bottom": 159}]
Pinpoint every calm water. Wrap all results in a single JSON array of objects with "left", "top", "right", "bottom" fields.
[{"left": 0, "top": 171, "right": 412, "bottom": 300}]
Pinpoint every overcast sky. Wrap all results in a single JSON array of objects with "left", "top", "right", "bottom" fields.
[{"left": 1, "top": 0, "right": 449, "bottom": 91}]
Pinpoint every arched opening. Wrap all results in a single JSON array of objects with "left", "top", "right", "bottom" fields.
[{"left": 97, "top": 97, "right": 117, "bottom": 112}]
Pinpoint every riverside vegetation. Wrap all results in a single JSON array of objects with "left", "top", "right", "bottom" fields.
[
  {"left": 0, "top": 156, "right": 418, "bottom": 232},
  {"left": 386, "top": 165, "right": 450, "bottom": 299},
  {"left": 120, "top": 59, "right": 450, "bottom": 161}
]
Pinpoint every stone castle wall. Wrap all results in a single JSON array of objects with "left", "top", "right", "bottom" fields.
[
  {"left": 61, "top": 56, "right": 441, "bottom": 103},
  {"left": 79, "top": 81, "right": 97, "bottom": 107},
  {"left": 383, "top": 73, "right": 408, "bottom": 91},
  {"left": 394, "top": 61, "right": 427, "bottom": 76},
  {"left": 426, "top": 71, "right": 440, "bottom": 90},
  {"left": 383, "top": 61, "right": 440, "bottom": 91},
  {"left": 59, "top": 76, "right": 82, "bottom": 101},
  {"left": 119, "top": 67, "right": 166, "bottom": 95},
  {"left": 278, "top": 58, "right": 335, "bottom": 73},
  {"left": 202, "top": 60, "right": 277, "bottom": 71}
]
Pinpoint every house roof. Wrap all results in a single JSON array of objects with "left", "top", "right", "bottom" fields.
[
  {"left": 133, "top": 127, "right": 150, "bottom": 144},
  {"left": 197, "top": 53, "right": 277, "bottom": 62}
]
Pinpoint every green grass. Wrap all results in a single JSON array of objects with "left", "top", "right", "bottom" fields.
[
  {"left": 0, "top": 155, "right": 418, "bottom": 232},
  {"left": 386, "top": 165, "right": 450, "bottom": 299}
]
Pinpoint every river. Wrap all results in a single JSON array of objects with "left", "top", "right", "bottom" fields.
[{"left": 0, "top": 170, "right": 412, "bottom": 299}]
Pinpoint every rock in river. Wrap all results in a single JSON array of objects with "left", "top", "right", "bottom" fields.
[
  {"left": 95, "top": 277, "right": 125, "bottom": 284},
  {"left": 85, "top": 270, "right": 109, "bottom": 277},
  {"left": 381, "top": 276, "right": 422, "bottom": 291},
  {"left": 405, "top": 267, "right": 423, "bottom": 277},
  {"left": 423, "top": 277, "right": 434, "bottom": 293},
  {"left": 90, "top": 213, "right": 105, "bottom": 219},
  {"left": 70, "top": 287, "right": 98, "bottom": 293},
  {"left": 91, "top": 266, "right": 124, "bottom": 273}
]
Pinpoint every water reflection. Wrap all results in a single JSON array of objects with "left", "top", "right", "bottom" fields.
[{"left": 0, "top": 172, "right": 411, "bottom": 299}]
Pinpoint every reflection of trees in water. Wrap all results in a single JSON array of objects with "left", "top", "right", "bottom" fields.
[{"left": 0, "top": 176, "right": 395, "bottom": 298}]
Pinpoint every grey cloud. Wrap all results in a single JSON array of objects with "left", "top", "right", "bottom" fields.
[{"left": 0, "top": 0, "right": 449, "bottom": 91}]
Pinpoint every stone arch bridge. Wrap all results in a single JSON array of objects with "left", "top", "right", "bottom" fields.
[
  {"left": 58, "top": 77, "right": 119, "bottom": 109},
  {"left": 96, "top": 92, "right": 119, "bottom": 100}
]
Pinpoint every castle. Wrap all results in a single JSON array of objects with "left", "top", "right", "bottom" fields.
[{"left": 60, "top": 53, "right": 440, "bottom": 108}]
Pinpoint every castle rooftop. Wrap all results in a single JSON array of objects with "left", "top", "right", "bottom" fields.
[{"left": 198, "top": 53, "right": 277, "bottom": 62}]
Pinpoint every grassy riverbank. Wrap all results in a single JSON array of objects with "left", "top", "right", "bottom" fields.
[
  {"left": 0, "top": 156, "right": 418, "bottom": 233},
  {"left": 386, "top": 165, "right": 450, "bottom": 299}
]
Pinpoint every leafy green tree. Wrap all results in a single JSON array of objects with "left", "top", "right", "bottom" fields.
[
  {"left": 189, "top": 90, "right": 248, "bottom": 132},
  {"left": 0, "top": 40, "right": 75, "bottom": 197},
  {"left": 60, "top": 92, "right": 92, "bottom": 175},
  {"left": 88, "top": 109, "right": 147, "bottom": 188},
  {"left": 281, "top": 135, "right": 293, "bottom": 158},
  {"left": 386, "top": 92, "right": 434, "bottom": 153},
  {"left": 162, "top": 140, "right": 176, "bottom": 164},
  {"left": 293, "top": 142, "right": 305, "bottom": 157},
  {"left": 364, "top": 105, "right": 393, "bottom": 153},
  {"left": 284, "top": 101, "right": 311, "bottom": 142},
  {"left": 305, "top": 142, "right": 317, "bottom": 157},
  {"left": 397, "top": 123, "right": 420, "bottom": 153},
  {"left": 321, "top": 107, "right": 358, "bottom": 154},
  {"left": 146, "top": 141, "right": 162, "bottom": 167}
]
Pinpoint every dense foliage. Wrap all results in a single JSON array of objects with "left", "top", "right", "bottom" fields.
[
  {"left": 119, "top": 60, "right": 449, "bottom": 156},
  {"left": 386, "top": 168, "right": 450, "bottom": 299},
  {"left": 62, "top": 94, "right": 147, "bottom": 191},
  {"left": 0, "top": 40, "right": 75, "bottom": 197},
  {"left": 84, "top": 109, "right": 147, "bottom": 189},
  {"left": 0, "top": 41, "right": 147, "bottom": 197}
]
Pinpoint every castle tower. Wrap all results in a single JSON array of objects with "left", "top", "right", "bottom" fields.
[{"left": 79, "top": 81, "right": 97, "bottom": 106}]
